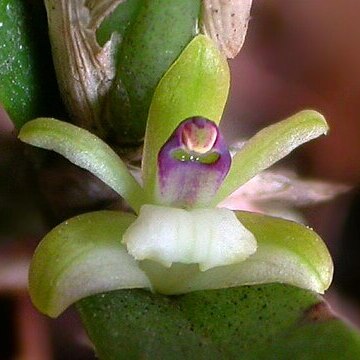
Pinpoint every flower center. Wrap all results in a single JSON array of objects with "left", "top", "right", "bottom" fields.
[
  {"left": 157, "top": 116, "right": 231, "bottom": 207},
  {"left": 181, "top": 118, "right": 218, "bottom": 154}
]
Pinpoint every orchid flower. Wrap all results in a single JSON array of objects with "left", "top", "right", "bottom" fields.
[{"left": 19, "top": 35, "right": 333, "bottom": 318}]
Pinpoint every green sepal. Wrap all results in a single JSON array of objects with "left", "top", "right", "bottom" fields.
[
  {"left": 29, "top": 210, "right": 151, "bottom": 318},
  {"left": 211, "top": 110, "right": 329, "bottom": 205},
  {"left": 142, "top": 34, "right": 230, "bottom": 201},
  {"left": 18, "top": 118, "right": 146, "bottom": 213}
]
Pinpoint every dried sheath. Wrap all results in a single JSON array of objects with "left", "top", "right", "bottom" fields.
[
  {"left": 44, "top": 0, "right": 123, "bottom": 134},
  {"left": 201, "top": 0, "right": 253, "bottom": 58}
]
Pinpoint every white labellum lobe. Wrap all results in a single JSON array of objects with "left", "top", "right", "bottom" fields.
[{"left": 123, "top": 205, "right": 257, "bottom": 271}]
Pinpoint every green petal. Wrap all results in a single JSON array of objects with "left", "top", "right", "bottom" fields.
[
  {"left": 142, "top": 211, "right": 333, "bottom": 294},
  {"left": 211, "top": 110, "right": 329, "bottom": 205},
  {"left": 142, "top": 34, "right": 230, "bottom": 201},
  {"left": 29, "top": 210, "right": 151, "bottom": 318},
  {"left": 19, "top": 118, "right": 146, "bottom": 212}
]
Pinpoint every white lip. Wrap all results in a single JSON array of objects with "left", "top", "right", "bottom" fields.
[{"left": 123, "top": 204, "right": 257, "bottom": 271}]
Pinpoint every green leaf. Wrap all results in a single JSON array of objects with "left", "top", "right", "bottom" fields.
[
  {"left": 18, "top": 118, "right": 146, "bottom": 213},
  {"left": 105, "top": 0, "right": 201, "bottom": 143},
  {"left": 211, "top": 110, "right": 329, "bottom": 206},
  {"left": 142, "top": 34, "right": 230, "bottom": 201},
  {"left": 96, "top": 0, "right": 142, "bottom": 47},
  {"left": 29, "top": 210, "right": 150, "bottom": 318},
  {"left": 77, "top": 285, "right": 360, "bottom": 359},
  {"left": 0, "top": 0, "right": 62, "bottom": 127},
  {"left": 140, "top": 211, "right": 333, "bottom": 294}
]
